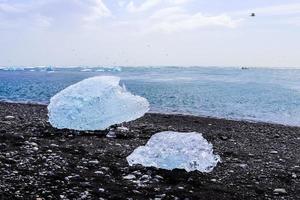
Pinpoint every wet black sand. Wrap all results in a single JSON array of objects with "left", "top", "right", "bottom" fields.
[{"left": 0, "top": 102, "right": 299, "bottom": 200}]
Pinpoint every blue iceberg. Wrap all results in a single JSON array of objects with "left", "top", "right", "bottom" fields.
[
  {"left": 127, "top": 131, "right": 220, "bottom": 172},
  {"left": 48, "top": 76, "right": 149, "bottom": 130}
]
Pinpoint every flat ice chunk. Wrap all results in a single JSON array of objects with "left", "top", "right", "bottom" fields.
[
  {"left": 127, "top": 131, "right": 220, "bottom": 172},
  {"left": 48, "top": 76, "right": 149, "bottom": 130}
]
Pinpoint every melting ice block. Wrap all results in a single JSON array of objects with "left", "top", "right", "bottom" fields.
[
  {"left": 48, "top": 76, "right": 149, "bottom": 130},
  {"left": 127, "top": 131, "right": 220, "bottom": 172}
]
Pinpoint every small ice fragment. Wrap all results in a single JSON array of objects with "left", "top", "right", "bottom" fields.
[
  {"left": 273, "top": 188, "right": 287, "bottom": 194},
  {"left": 48, "top": 76, "right": 149, "bottom": 131},
  {"left": 239, "top": 164, "right": 248, "bottom": 168},
  {"left": 117, "top": 126, "right": 129, "bottom": 132},
  {"left": 127, "top": 131, "right": 220, "bottom": 172},
  {"left": 50, "top": 144, "right": 59, "bottom": 148},
  {"left": 5, "top": 116, "right": 15, "bottom": 120},
  {"left": 32, "top": 147, "right": 39, "bottom": 151},
  {"left": 106, "top": 130, "right": 116, "bottom": 138},
  {"left": 123, "top": 174, "right": 136, "bottom": 180},
  {"left": 88, "top": 160, "right": 99, "bottom": 164},
  {"left": 122, "top": 83, "right": 127, "bottom": 91}
]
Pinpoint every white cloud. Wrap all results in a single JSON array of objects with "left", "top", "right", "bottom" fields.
[
  {"left": 284, "top": 17, "right": 300, "bottom": 26},
  {"left": 0, "top": 0, "right": 112, "bottom": 29},
  {"left": 0, "top": 3, "right": 23, "bottom": 13},
  {"left": 126, "top": 0, "right": 191, "bottom": 13},
  {"left": 148, "top": 7, "right": 241, "bottom": 33},
  {"left": 83, "top": 0, "right": 111, "bottom": 21},
  {"left": 34, "top": 14, "right": 52, "bottom": 28},
  {"left": 122, "top": 0, "right": 240, "bottom": 33},
  {"left": 118, "top": 1, "right": 127, "bottom": 8},
  {"left": 1, "top": 0, "right": 300, "bottom": 67},
  {"left": 169, "top": 0, "right": 191, "bottom": 5},
  {"left": 253, "top": 3, "right": 300, "bottom": 16},
  {"left": 149, "top": 6, "right": 184, "bottom": 19},
  {"left": 232, "top": 3, "right": 300, "bottom": 17},
  {"left": 0, "top": 1, "right": 52, "bottom": 29},
  {"left": 229, "top": 3, "right": 300, "bottom": 27},
  {"left": 126, "top": 0, "right": 162, "bottom": 13}
]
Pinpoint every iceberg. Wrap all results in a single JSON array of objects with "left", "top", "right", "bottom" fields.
[
  {"left": 48, "top": 76, "right": 149, "bottom": 130},
  {"left": 127, "top": 131, "right": 220, "bottom": 172}
]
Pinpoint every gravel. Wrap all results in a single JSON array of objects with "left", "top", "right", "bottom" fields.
[{"left": 0, "top": 102, "right": 299, "bottom": 200}]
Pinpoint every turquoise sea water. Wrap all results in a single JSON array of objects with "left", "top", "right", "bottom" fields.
[{"left": 0, "top": 66, "right": 300, "bottom": 126}]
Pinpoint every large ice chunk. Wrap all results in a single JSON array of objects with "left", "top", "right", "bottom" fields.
[
  {"left": 127, "top": 131, "right": 220, "bottom": 172},
  {"left": 48, "top": 76, "right": 149, "bottom": 130}
]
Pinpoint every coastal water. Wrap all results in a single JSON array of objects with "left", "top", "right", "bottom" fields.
[{"left": 0, "top": 66, "right": 300, "bottom": 126}]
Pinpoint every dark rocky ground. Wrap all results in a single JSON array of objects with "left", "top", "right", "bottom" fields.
[{"left": 0, "top": 102, "right": 299, "bottom": 200}]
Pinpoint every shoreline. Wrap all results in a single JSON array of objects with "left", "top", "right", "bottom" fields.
[
  {"left": 2, "top": 100, "right": 299, "bottom": 129},
  {"left": 0, "top": 102, "right": 299, "bottom": 199}
]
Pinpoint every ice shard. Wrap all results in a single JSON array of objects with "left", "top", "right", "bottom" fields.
[{"left": 48, "top": 76, "right": 149, "bottom": 130}]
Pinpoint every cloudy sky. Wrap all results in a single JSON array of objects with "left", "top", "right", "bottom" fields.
[{"left": 0, "top": 0, "right": 300, "bottom": 67}]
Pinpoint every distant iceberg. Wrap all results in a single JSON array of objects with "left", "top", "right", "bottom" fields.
[
  {"left": 0, "top": 66, "right": 25, "bottom": 71},
  {"left": 127, "top": 131, "right": 220, "bottom": 172},
  {"left": 80, "top": 68, "right": 93, "bottom": 72},
  {"left": 108, "top": 67, "right": 122, "bottom": 72},
  {"left": 48, "top": 76, "right": 149, "bottom": 130},
  {"left": 95, "top": 67, "right": 122, "bottom": 72}
]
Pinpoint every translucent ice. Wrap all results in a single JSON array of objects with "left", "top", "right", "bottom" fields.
[
  {"left": 127, "top": 131, "right": 220, "bottom": 172},
  {"left": 48, "top": 76, "right": 149, "bottom": 130}
]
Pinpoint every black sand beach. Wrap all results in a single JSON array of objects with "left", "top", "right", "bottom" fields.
[{"left": 0, "top": 102, "right": 299, "bottom": 200}]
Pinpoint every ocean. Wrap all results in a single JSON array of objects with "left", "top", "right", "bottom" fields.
[{"left": 0, "top": 66, "right": 300, "bottom": 126}]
